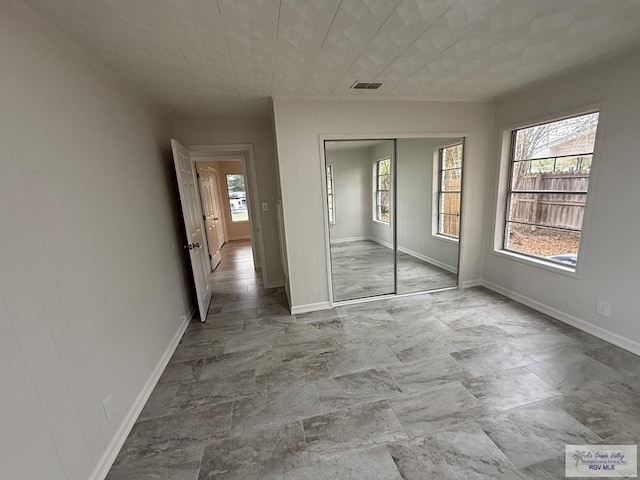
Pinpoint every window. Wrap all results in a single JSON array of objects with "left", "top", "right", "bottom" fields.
[
  {"left": 375, "top": 158, "right": 391, "bottom": 223},
  {"left": 225, "top": 173, "right": 248, "bottom": 222},
  {"left": 326, "top": 165, "right": 335, "bottom": 224},
  {"left": 504, "top": 111, "right": 599, "bottom": 268},
  {"left": 437, "top": 143, "right": 463, "bottom": 238}
]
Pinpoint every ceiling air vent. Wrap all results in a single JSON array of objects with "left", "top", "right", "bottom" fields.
[{"left": 350, "top": 81, "right": 383, "bottom": 90}]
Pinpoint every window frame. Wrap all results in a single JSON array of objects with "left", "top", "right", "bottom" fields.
[
  {"left": 434, "top": 142, "right": 463, "bottom": 241},
  {"left": 496, "top": 109, "right": 601, "bottom": 274},
  {"left": 225, "top": 173, "right": 248, "bottom": 223},
  {"left": 326, "top": 164, "right": 336, "bottom": 225},
  {"left": 373, "top": 157, "right": 391, "bottom": 224}
]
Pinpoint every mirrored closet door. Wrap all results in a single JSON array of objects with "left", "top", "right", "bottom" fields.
[
  {"left": 325, "top": 139, "right": 395, "bottom": 301},
  {"left": 324, "top": 137, "right": 464, "bottom": 303}
]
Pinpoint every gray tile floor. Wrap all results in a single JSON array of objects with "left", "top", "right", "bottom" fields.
[
  {"left": 107, "top": 240, "right": 640, "bottom": 479},
  {"left": 330, "top": 240, "right": 458, "bottom": 301}
]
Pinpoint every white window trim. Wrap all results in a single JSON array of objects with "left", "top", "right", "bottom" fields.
[
  {"left": 492, "top": 105, "right": 604, "bottom": 278},
  {"left": 326, "top": 164, "right": 336, "bottom": 225},
  {"left": 432, "top": 140, "right": 462, "bottom": 242},
  {"left": 372, "top": 156, "right": 392, "bottom": 225}
]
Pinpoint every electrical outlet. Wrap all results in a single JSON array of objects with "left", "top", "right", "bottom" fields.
[
  {"left": 102, "top": 394, "right": 114, "bottom": 423},
  {"left": 262, "top": 202, "right": 268, "bottom": 212},
  {"left": 596, "top": 300, "right": 612, "bottom": 318}
]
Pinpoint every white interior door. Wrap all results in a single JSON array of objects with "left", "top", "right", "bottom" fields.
[
  {"left": 210, "top": 171, "right": 226, "bottom": 249},
  {"left": 171, "top": 139, "right": 212, "bottom": 322},
  {"left": 198, "top": 172, "right": 222, "bottom": 270}
]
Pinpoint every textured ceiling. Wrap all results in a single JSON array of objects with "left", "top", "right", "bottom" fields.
[{"left": 23, "top": 0, "right": 640, "bottom": 117}]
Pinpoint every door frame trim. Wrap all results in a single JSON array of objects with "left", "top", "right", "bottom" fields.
[{"left": 187, "top": 143, "right": 269, "bottom": 286}]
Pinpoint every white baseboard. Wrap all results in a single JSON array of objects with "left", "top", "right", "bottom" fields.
[
  {"left": 89, "top": 307, "right": 194, "bottom": 480},
  {"left": 398, "top": 246, "right": 458, "bottom": 274},
  {"left": 460, "top": 279, "right": 483, "bottom": 288},
  {"left": 291, "top": 301, "right": 331, "bottom": 315},
  {"left": 481, "top": 280, "right": 640, "bottom": 357},
  {"left": 370, "top": 236, "right": 393, "bottom": 249},
  {"left": 368, "top": 237, "right": 458, "bottom": 274},
  {"left": 330, "top": 236, "right": 370, "bottom": 244},
  {"left": 265, "top": 279, "right": 285, "bottom": 289}
]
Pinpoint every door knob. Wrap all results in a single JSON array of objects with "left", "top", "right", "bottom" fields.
[
  {"left": 214, "top": 217, "right": 219, "bottom": 220},
  {"left": 184, "top": 242, "right": 201, "bottom": 250}
]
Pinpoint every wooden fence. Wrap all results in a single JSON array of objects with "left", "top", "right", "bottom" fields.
[
  {"left": 511, "top": 173, "right": 588, "bottom": 230},
  {"left": 441, "top": 178, "right": 461, "bottom": 237}
]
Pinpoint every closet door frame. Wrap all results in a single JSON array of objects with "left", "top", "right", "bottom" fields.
[{"left": 319, "top": 132, "right": 468, "bottom": 308}]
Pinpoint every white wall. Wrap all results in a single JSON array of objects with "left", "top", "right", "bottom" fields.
[
  {"left": 325, "top": 147, "right": 371, "bottom": 241},
  {"left": 172, "top": 117, "right": 285, "bottom": 287},
  {"left": 0, "top": 1, "right": 193, "bottom": 479},
  {"left": 483, "top": 48, "right": 640, "bottom": 352},
  {"left": 273, "top": 99, "right": 493, "bottom": 310}
]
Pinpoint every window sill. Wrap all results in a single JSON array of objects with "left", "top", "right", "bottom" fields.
[
  {"left": 431, "top": 234, "right": 459, "bottom": 245},
  {"left": 372, "top": 219, "right": 391, "bottom": 226},
  {"left": 491, "top": 249, "right": 581, "bottom": 279}
]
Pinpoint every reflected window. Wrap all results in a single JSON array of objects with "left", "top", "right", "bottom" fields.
[
  {"left": 504, "top": 111, "right": 599, "bottom": 268},
  {"left": 437, "top": 143, "right": 462, "bottom": 238},
  {"left": 326, "top": 165, "right": 335, "bottom": 224},
  {"left": 225, "top": 174, "right": 248, "bottom": 222},
  {"left": 375, "top": 158, "right": 390, "bottom": 223}
]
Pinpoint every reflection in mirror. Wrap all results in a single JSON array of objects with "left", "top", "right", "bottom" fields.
[
  {"left": 395, "top": 138, "right": 462, "bottom": 294},
  {"left": 325, "top": 139, "right": 395, "bottom": 302}
]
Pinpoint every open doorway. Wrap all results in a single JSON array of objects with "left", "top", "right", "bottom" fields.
[
  {"left": 195, "top": 160, "right": 252, "bottom": 271},
  {"left": 171, "top": 140, "right": 269, "bottom": 322},
  {"left": 188, "top": 144, "right": 267, "bottom": 282}
]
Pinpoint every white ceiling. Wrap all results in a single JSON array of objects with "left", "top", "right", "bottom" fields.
[{"left": 23, "top": 0, "right": 640, "bottom": 117}]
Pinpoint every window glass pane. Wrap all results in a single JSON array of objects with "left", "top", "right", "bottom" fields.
[
  {"left": 506, "top": 222, "right": 581, "bottom": 262},
  {"left": 377, "top": 206, "right": 390, "bottom": 223},
  {"left": 441, "top": 169, "right": 461, "bottom": 190},
  {"left": 439, "top": 192, "right": 460, "bottom": 217},
  {"left": 442, "top": 144, "right": 463, "bottom": 169},
  {"left": 226, "top": 174, "right": 248, "bottom": 222},
  {"left": 511, "top": 155, "right": 592, "bottom": 192},
  {"left": 378, "top": 174, "right": 390, "bottom": 191},
  {"left": 378, "top": 158, "right": 391, "bottom": 176},
  {"left": 513, "top": 112, "right": 599, "bottom": 161},
  {"left": 439, "top": 214, "right": 460, "bottom": 238},
  {"left": 508, "top": 192, "right": 586, "bottom": 230},
  {"left": 377, "top": 191, "right": 390, "bottom": 208}
]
